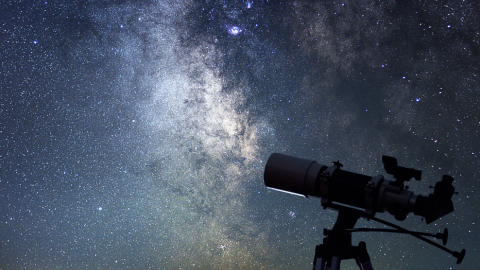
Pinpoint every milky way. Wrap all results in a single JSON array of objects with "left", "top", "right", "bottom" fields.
[{"left": 1, "top": 0, "right": 479, "bottom": 269}]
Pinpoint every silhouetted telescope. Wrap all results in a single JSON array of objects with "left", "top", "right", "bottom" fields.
[
  {"left": 265, "top": 153, "right": 455, "bottom": 224},
  {"left": 264, "top": 153, "right": 465, "bottom": 268}
]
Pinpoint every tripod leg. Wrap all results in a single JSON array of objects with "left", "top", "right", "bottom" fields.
[
  {"left": 313, "top": 244, "right": 327, "bottom": 270},
  {"left": 313, "top": 258, "right": 326, "bottom": 270},
  {"left": 355, "top": 241, "right": 374, "bottom": 270},
  {"left": 331, "top": 256, "right": 341, "bottom": 270}
]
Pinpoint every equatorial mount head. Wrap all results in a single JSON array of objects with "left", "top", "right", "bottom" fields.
[{"left": 382, "top": 155, "right": 422, "bottom": 188}]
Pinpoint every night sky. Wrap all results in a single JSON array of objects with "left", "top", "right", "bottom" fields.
[{"left": 1, "top": 0, "right": 479, "bottom": 269}]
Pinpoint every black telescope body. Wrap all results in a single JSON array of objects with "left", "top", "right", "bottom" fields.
[{"left": 264, "top": 153, "right": 455, "bottom": 224}]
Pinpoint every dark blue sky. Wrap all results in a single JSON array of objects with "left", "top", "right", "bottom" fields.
[{"left": 1, "top": 0, "right": 479, "bottom": 269}]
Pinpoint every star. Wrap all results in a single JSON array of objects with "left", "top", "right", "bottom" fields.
[{"left": 227, "top": 26, "right": 243, "bottom": 36}]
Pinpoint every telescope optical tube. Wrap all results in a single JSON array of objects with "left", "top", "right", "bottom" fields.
[{"left": 264, "top": 153, "right": 455, "bottom": 224}]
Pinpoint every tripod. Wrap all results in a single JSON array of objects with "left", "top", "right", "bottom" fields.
[{"left": 312, "top": 203, "right": 465, "bottom": 270}]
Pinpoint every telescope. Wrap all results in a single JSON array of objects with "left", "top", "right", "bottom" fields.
[{"left": 264, "top": 153, "right": 466, "bottom": 270}]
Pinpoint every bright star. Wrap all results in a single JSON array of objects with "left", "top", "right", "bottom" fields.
[{"left": 227, "top": 26, "right": 242, "bottom": 36}]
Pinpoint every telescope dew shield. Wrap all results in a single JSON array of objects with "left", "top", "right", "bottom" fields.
[{"left": 264, "top": 153, "right": 325, "bottom": 197}]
